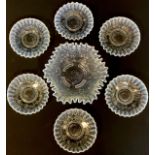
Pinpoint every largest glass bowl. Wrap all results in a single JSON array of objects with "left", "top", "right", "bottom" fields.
[{"left": 43, "top": 42, "right": 108, "bottom": 104}]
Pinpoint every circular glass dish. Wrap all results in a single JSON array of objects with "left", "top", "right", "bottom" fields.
[
  {"left": 9, "top": 18, "right": 50, "bottom": 58},
  {"left": 99, "top": 17, "right": 141, "bottom": 57},
  {"left": 53, "top": 108, "right": 97, "bottom": 153},
  {"left": 43, "top": 42, "right": 108, "bottom": 104},
  {"left": 7, "top": 73, "right": 49, "bottom": 115},
  {"left": 105, "top": 75, "right": 148, "bottom": 117},
  {"left": 54, "top": 2, "right": 94, "bottom": 40}
]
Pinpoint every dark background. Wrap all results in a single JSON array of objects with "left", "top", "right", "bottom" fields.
[{"left": 6, "top": 0, "right": 149, "bottom": 155}]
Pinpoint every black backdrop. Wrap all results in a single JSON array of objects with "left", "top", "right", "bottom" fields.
[{"left": 7, "top": 0, "right": 149, "bottom": 155}]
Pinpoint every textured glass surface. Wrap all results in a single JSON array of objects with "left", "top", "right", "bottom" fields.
[
  {"left": 53, "top": 108, "right": 97, "bottom": 153},
  {"left": 7, "top": 73, "right": 49, "bottom": 115},
  {"left": 105, "top": 75, "right": 148, "bottom": 117},
  {"left": 43, "top": 42, "right": 108, "bottom": 104},
  {"left": 54, "top": 2, "right": 94, "bottom": 40},
  {"left": 9, "top": 18, "right": 50, "bottom": 58},
  {"left": 99, "top": 17, "right": 141, "bottom": 57},
  {"left": 20, "top": 28, "right": 40, "bottom": 49}
]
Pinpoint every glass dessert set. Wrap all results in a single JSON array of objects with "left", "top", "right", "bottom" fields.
[{"left": 7, "top": 2, "right": 148, "bottom": 153}]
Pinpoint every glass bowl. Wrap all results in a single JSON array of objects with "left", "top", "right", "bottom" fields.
[
  {"left": 105, "top": 74, "right": 148, "bottom": 117},
  {"left": 99, "top": 17, "right": 141, "bottom": 57},
  {"left": 54, "top": 2, "right": 94, "bottom": 40},
  {"left": 43, "top": 42, "right": 108, "bottom": 104},
  {"left": 9, "top": 18, "right": 50, "bottom": 58},
  {"left": 7, "top": 73, "right": 49, "bottom": 115},
  {"left": 53, "top": 108, "right": 97, "bottom": 153}
]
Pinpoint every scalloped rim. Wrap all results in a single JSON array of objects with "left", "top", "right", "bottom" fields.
[
  {"left": 99, "top": 16, "right": 141, "bottom": 57},
  {"left": 7, "top": 73, "right": 49, "bottom": 115},
  {"left": 53, "top": 108, "right": 98, "bottom": 153},
  {"left": 105, "top": 74, "right": 148, "bottom": 117},
  {"left": 54, "top": 2, "right": 94, "bottom": 40},
  {"left": 43, "top": 42, "right": 109, "bottom": 104},
  {"left": 9, "top": 18, "right": 50, "bottom": 58}
]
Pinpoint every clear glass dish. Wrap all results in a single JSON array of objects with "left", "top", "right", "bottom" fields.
[
  {"left": 105, "top": 74, "right": 148, "bottom": 117},
  {"left": 99, "top": 17, "right": 141, "bottom": 57},
  {"left": 53, "top": 108, "right": 97, "bottom": 153},
  {"left": 54, "top": 2, "right": 94, "bottom": 40},
  {"left": 7, "top": 73, "right": 49, "bottom": 115},
  {"left": 43, "top": 42, "right": 108, "bottom": 104},
  {"left": 9, "top": 18, "right": 50, "bottom": 58}
]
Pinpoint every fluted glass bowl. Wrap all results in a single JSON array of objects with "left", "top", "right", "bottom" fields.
[
  {"left": 54, "top": 2, "right": 94, "bottom": 40},
  {"left": 53, "top": 108, "right": 97, "bottom": 153},
  {"left": 9, "top": 18, "right": 50, "bottom": 58},
  {"left": 105, "top": 74, "right": 148, "bottom": 117},
  {"left": 43, "top": 42, "right": 108, "bottom": 104},
  {"left": 7, "top": 73, "right": 49, "bottom": 115},
  {"left": 99, "top": 17, "right": 141, "bottom": 57}
]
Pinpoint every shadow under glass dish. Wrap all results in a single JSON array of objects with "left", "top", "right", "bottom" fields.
[
  {"left": 20, "top": 28, "right": 40, "bottom": 49},
  {"left": 65, "top": 122, "right": 86, "bottom": 141},
  {"left": 108, "top": 28, "right": 130, "bottom": 47},
  {"left": 19, "top": 84, "right": 39, "bottom": 104},
  {"left": 63, "top": 12, "right": 84, "bottom": 32},
  {"left": 115, "top": 83, "right": 140, "bottom": 105},
  {"left": 61, "top": 64, "right": 87, "bottom": 88}
]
